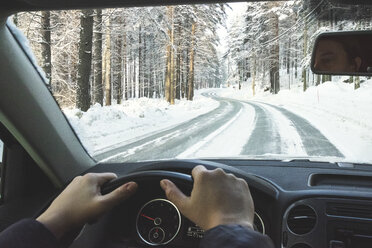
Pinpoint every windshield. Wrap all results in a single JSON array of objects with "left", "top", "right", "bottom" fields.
[{"left": 13, "top": 1, "right": 372, "bottom": 164}]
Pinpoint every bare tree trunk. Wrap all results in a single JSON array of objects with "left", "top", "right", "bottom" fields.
[
  {"left": 138, "top": 25, "right": 143, "bottom": 98},
  {"left": 181, "top": 50, "right": 185, "bottom": 99},
  {"left": 185, "top": 42, "right": 190, "bottom": 99},
  {"left": 287, "top": 38, "right": 291, "bottom": 75},
  {"left": 93, "top": 9, "right": 103, "bottom": 105},
  {"left": 302, "top": 18, "right": 308, "bottom": 92},
  {"left": 123, "top": 31, "right": 128, "bottom": 100},
  {"left": 187, "top": 22, "right": 196, "bottom": 101},
  {"left": 149, "top": 42, "right": 154, "bottom": 98},
  {"left": 165, "top": 35, "right": 172, "bottom": 102},
  {"left": 114, "top": 36, "right": 122, "bottom": 104},
  {"left": 175, "top": 23, "right": 181, "bottom": 100},
  {"left": 355, "top": 76, "right": 360, "bottom": 89},
  {"left": 133, "top": 53, "right": 136, "bottom": 98},
  {"left": 77, "top": 9, "right": 94, "bottom": 111},
  {"left": 143, "top": 34, "right": 148, "bottom": 97},
  {"left": 252, "top": 53, "right": 256, "bottom": 96},
  {"left": 41, "top": 11, "right": 52, "bottom": 86},
  {"left": 165, "top": 6, "right": 175, "bottom": 104},
  {"left": 170, "top": 15, "right": 175, "bottom": 105},
  {"left": 316, "top": 75, "right": 320, "bottom": 86},
  {"left": 269, "top": 5, "right": 280, "bottom": 94},
  {"left": 103, "top": 19, "right": 111, "bottom": 106}
]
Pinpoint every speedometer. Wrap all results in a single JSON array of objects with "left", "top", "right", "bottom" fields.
[{"left": 136, "top": 199, "right": 181, "bottom": 246}]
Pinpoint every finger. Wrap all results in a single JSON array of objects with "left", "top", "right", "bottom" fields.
[
  {"left": 100, "top": 182, "right": 138, "bottom": 208},
  {"left": 160, "top": 179, "right": 189, "bottom": 214},
  {"left": 94, "top": 173, "right": 118, "bottom": 186},
  {"left": 191, "top": 165, "right": 208, "bottom": 181}
]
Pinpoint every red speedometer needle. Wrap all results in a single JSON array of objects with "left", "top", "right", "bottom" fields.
[{"left": 141, "top": 213, "right": 155, "bottom": 221}]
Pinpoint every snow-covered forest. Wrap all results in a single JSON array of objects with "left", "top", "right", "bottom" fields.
[
  {"left": 14, "top": 5, "right": 226, "bottom": 110},
  {"left": 13, "top": 1, "right": 372, "bottom": 111}
]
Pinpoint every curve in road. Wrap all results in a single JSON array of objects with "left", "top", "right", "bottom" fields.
[{"left": 94, "top": 92, "right": 244, "bottom": 162}]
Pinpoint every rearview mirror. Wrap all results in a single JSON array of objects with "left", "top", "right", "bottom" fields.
[{"left": 311, "top": 31, "right": 372, "bottom": 76}]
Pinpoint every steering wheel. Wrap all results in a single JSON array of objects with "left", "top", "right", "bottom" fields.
[
  {"left": 101, "top": 170, "right": 193, "bottom": 195},
  {"left": 69, "top": 170, "right": 195, "bottom": 248},
  {"left": 69, "top": 160, "right": 278, "bottom": 247}
]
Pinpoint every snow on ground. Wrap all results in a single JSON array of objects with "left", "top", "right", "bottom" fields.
[
  {"left": 63, "top": 91, "right": 219, "bottom": 155},
  {"left": 218, "top": 79, "right": 372, "bottom": 164}
]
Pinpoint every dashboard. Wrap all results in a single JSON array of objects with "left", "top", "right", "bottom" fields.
[{"left": 71, "top": 159, "right": 372, "bottom": 248}]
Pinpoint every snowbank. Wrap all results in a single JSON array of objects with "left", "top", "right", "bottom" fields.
[
  {"left": 63, "top": 92, "right": 219, "bottom": 155},
  {"left": 218, "top": 79, "right": 372, "bottom": 164}
]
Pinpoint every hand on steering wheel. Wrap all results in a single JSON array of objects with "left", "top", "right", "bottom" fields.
[
  {"left": 160, "top": 165, "right": 254, "bottom": 231},
  {"left": 37, "top": 173, "right": 137, "bottom": 240}
]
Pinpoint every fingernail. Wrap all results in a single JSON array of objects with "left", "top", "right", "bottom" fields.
[
  {"left": 125, "top": 182, "right": 137, "bottom": 191},
  {"left": 160, "top": 180, "right": 167, "bottom": 188}
]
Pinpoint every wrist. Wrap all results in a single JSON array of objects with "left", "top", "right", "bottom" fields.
[
  {"left": 37, "top": 211, "right": 72, "bottom": 240},
  {"left": 205, "top": 215, "right": 253, "bottom": 231}
]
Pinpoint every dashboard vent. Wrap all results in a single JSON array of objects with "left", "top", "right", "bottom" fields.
[
  {"left": 327, "top": 203, "right": 372, "bottom": 219},
  {"left": 287, "top": 205, "right": 316, "bottom": 235}
]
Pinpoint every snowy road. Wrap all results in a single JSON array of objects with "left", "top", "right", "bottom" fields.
[
  {"left": 94, "top": 92, "right": 244, "bottom": 162},
  {"left": 94, "top": 91, "right": 343, "bottom": 162}
]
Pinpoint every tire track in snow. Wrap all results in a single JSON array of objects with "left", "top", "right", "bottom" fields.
[
  {"left": 259, "top": 102, "right": 344, "bottom": 157},
  {"left": 254, "top": 102, "right": 307, "bottom": 156},
  {"left": 240, "top": 102, "right": 282, "bottom": 155}
]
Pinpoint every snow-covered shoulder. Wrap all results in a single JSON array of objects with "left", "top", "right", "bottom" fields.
[{"left": 63, "top": 90, "right": 219, "bottom": 155}]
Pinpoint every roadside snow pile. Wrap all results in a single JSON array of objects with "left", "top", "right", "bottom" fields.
[
  {"left": 63, "top": 93, "right": 219, "bottom": 155},
  {"left": 219, "top": 79, "right": 372, "bottom": 163}
]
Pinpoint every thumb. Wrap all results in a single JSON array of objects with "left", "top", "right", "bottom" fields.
[
  {"left": 101, "top": 182, "right": 138, "bottom": 208},
  {"left": 160, "top": 179, "right": 189, "bottom": 214}
]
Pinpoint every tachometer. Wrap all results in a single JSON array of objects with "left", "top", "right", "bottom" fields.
[{"left": 136, "top": 199, "right": 181, "bottom": 246}]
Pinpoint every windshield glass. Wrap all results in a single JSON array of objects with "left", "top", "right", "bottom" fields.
[{"left": 13, "top": 0, "right": 372, "bottom": 164}]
